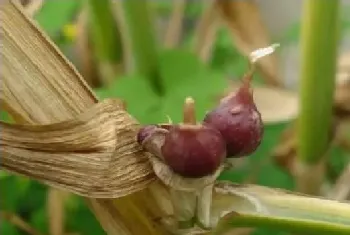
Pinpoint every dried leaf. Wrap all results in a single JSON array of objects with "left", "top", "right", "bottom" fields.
[
  {"left": 334, "top": 51, "right": 350, "bottom": 114},
  {"left": 21, "top": 0, "right": 43, "bottom": 16},
  {"left": 338, "top": 51, "right": 350, "bottom": 74},
  {"left": 0, "top": 99, "right": 154, "bottom": 198},
  {"left": 335, "top": 80, "right": 350, "bottom": 115},
  {"left": 163, "top": 0, "right": 186, "bottom": 48},
  {"left": 215, "top": 0, "right": 282, "bottom": 87},
  {"left": 193, "top": 0, "right": 220, "bottom": 63},
  {"left": 0, "top": 1, "right": 169, "bottom": 234},
  {"left": 0, "top": 1, "right": 96, "bottom": 123}
]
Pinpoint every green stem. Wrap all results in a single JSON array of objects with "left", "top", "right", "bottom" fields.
[
  {"left": 87, "top": 0, "right": 122, "bottom": 63},
  {"left": 298, "top": 0, "right": 340, "bottom": 164},
  {"left": 122, "top": 0, "right": 163, "bottom": 95},
  {"left": 215, "top": 214, "right": 350, "bottom": 235},
  {"left": 212, "top": 182, "right": 350, "bottom": 235}
]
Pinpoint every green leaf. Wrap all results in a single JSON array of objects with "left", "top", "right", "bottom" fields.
[
  {"left": 253, "top": 123, "right": 294, "bottom": 190},
  {"left": 65, "top": 195, "right": 82, "bottom": 212},
  {"left": 328, "top": 146, "right": 350, "bottom": 183},
  {"left": 96, "top": 49, "right": 230, "bottom": 125},
  {"left": 122, "top": 0, "right": 163, "bottom": 95},
  {"left": 278, "top": 22, "right": 300, "bottom": 44},
  {"left": 35, "top": 0, "right": 81, "bottom": 37},
  {"left": 0, "top": 221, "right": 20, "bottom": 235},
  {"left": 161, "top": 70, "right": 228, "bottom": 123},
  {"left": 0, "top": 176, "right": 31, "bottom": 211},
  {"left": 15, "top": 176, "right": 31, "bottom": 197},
  {"left": 18, "top": 182, "right": 47, "bottom": 218},
  {"left": 256, "top": 163, "right": 294, "bottom": 189},
  {"left": 30, "top": 208, "right": 48, "bottom": 234},
  {"left": 0, "top": 170, "right": 9, "bottom": 179},
  {"left": 159, "top": 49, "right": 229, "bottom": 122},
  {"left": 95, "top": 75, "right": 162, "bottom": 124},
  {"left": 152, "top": 1, "right": 172, "bottom": 17},
  {"left": 210, "top": 28, "right": 247, "bottom": 75},
  {"left": 159, "top": 49, "right": 206, "bottom": 93},
  {"left": 0, "top": 111, "right": 12, "bottom": 122},
  {"left": 67, "top": 204, "right": 105, "bottom": 235}
]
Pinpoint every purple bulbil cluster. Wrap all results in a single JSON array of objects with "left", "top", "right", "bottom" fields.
[{"left": 137, "top": 75, "right": 263, "bottom": 178}]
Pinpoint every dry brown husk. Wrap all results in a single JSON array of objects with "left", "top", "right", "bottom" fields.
[
  {"left": 0, "top": 1, "right": 169, "bottom": 234},
  {"left": 1, "top": 99, "right": 155, "bottom": 198},
  {"left": 163, "top": 0, "right": 186, "bottom": 48},
  {"left": 193, "top": 0, "right": 220, "bottom": 63}
]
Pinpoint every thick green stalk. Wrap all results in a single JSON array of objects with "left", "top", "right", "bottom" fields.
[
  {"left": 122, "top": 0, "right": 163, "bottom": 95},
  {"left": 215, "top": 214, "right": 350, "bottom": 235},
  {"left": 87, "top": 0, "right": 122, "bottom": 63},
  {"left": 298, "top": 0, "right": 340, "bottom": 164},
  {"left": 212, "top": 182, "right": 350, "bottom": 235}
]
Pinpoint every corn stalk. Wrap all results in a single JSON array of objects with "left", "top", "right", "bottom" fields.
[{"left": 1, "top": 1, "right": 350, "bottom": 235}]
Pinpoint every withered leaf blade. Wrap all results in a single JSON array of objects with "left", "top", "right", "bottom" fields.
[
  {"left": 163, "top": 0, "right": 186, "bottom": 48},
  {"left": 193, "top": 0, "right": 220, "bottom": 63},
  {"left": 0, "top": 99, "right": 155, "bottom": 198},
  {"left": 334, "top": 51, "right": 350, "bottom": 115},
  {"left": 338, "top": 51, "right": 350, "bottom": 74},
  {"left": 335, "top": 79, "right": 350, "bottom": 114},
  {"left": 0, "top": 1, "right": 167, "bottom": 235}
]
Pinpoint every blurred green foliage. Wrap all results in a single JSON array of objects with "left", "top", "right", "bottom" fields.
[
  {"left": 34, "top": 1, "right": 81, "bottom": 39},
  {"left": 96, "top": 49, "right": 230, "bottom": 124},
  {"left": 1, "top": 1, "right": 349, "bottom": 235}
]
